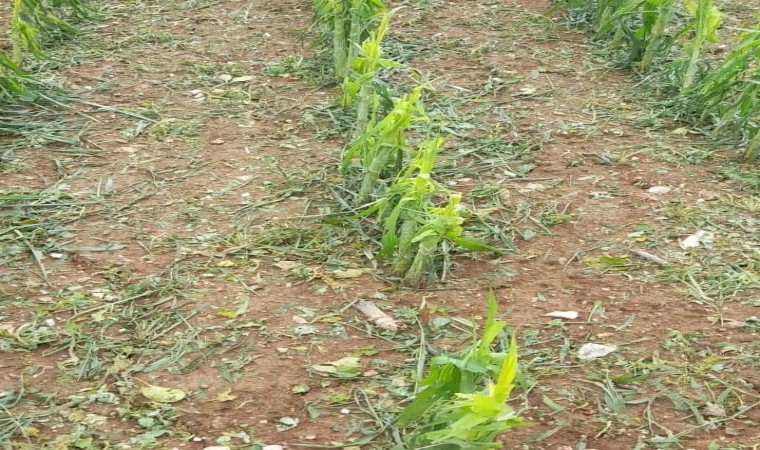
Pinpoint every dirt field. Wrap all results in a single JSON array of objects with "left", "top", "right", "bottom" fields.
[{"left": 2, "top": 0, "right": 760, "bottom": 449}]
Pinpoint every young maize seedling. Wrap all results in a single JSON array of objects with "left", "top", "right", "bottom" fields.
[
  {"left": 398, "top": 291, "right": 523, "bottom": 448},
  {"left": 402, "top": 193, "right": 490, "bottom": 288},
  {"left": 343, "top": 86, "right": 426, "bottom": 206},
  {"left": 678, "top": 0, "right": 721, "bottom": 91}
]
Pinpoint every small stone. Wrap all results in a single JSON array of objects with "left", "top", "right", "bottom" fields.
[
  {"left": 305, "top": 434, "right": 316, "bottom": 440},
  {"left": 210, "top": 139, "right": 226, "bottom": 145},
  {"left": 203, "top": 447, "right": 231, "bottom": 450},
  {"left": 647, "top": 186, "right": 672, "bottom": 194},
  {"left": 545, "top": 311, "right": 578, "bottom": 320},
  {"left": 262, "top": 446, "right": 283, "bottom": 450},
  {"left": 340, "top": 408, "right": 350, "bottom": 414}
]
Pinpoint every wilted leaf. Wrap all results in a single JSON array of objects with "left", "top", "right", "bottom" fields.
[
  {"left": 680, "top": 230, "right": 714, "bottom": 250},
  {"left": 273, "top": 260, "right": 298, "bottom": 270},
  {"left": 276, "top": 416, "right": 299, "bottom": 431},
  {"left": 585, "top": 255, "right": 634, "bottom": 271},
  {"left": 216, "top": 388, "right": 237, "bottom": 402},
  {"left": 312, "top": 356, "right": 361, "bottom": 378},
  {"left": 331, "top": 268, "right": 372, "bottom": 279},
  {"left": 291, "top": 384, "right": 310, "bottom": 394},
  {"left": 141, "top": 384, "right": 186, "bottom": 403},
  {"left": 702, "top": 402, "right": 726, "bottom": 417},
  {"left": 647, "top": 185, "right": 672, "bottom": 194}
]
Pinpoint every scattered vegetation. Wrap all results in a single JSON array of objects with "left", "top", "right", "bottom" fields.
[
  {"left": 3, "top": 0, "right": 89, "bottom": 101},
  {"left": 397, "top": 291, "right": 523, "bottom": 448},
  {"left": 560, "top": 0, "right": 760, "bottom": 160},
  {"left": 3, "top": 0, "right": 760, "bottom": 448}
]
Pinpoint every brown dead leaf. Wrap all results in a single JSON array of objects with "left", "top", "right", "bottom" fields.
[
  {"left": 702, "top": 402, "right": 726, "bottom": 417},
  {"left": 331, "top": 268, "right": 372, "bottom": 279}
]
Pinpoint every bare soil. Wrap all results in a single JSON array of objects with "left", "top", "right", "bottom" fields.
[{"left": 2, "top": 0, "right": 760, "bottom": 449}]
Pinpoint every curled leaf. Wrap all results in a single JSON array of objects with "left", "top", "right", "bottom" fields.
[{"left": 141, "top": 384, "right": 186, "bottom": 403}]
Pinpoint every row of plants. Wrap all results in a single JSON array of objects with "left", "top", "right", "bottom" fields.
[
  {"left": 561, "top": 0, "right": 760, "bottom": 160},
  {"left": 1, "top": 0, "right": 88, "bottom": 101},
  {"left": 313, "top": 0, "right": 493, "bottom": 288},
  {"left": 310, "top": 1, "right": 523, "bottom": 447}
]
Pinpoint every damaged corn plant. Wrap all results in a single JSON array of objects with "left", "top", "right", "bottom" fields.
[
  {"left": 311, "top": 0, "right": 387, "bottom": 78},
  {"left": 355, "top": 137, "right": 491, "bottom": 287},
  {"left": 560, "top": 0, "right": 760, "bottom": 160},
  {"left": 395, "top": 291, "right": 523, "bottom": 448},
  {"left": 561, "top": 0, "right": 683, "bottom": 71},
  {"left": 310, "top": 1, "right": 495, "bottom": 287},
  {"left": 339, "top": 10, "right": 398, "bottom": 137},
  {"left": 685, "top": 26, "right": 760, "bottom": 161},
  {"left": 342, "top": 86, "right": 426, "bottom": 206},
  {"left": 3, "top": 0, "right": 89, "bottom": 101}
]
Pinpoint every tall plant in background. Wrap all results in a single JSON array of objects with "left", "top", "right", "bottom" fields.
[
  {"left": 559, "top": 0, "right": 760, "bottom": 161},
  {"left": 3, "top": 0, "right": 89, "bottom": 102},
  {"left": 563, "top": 0, "right": 682, "bottom": 71},
  {"left": 396, "top": 291, "right": 523, "bottom": 448},
  {"left": 678, "top": 0, "right": 721, "bottom": 91},
  {"left": 687, "top": 28, "right": 760, "bottom": 161},
  {"left": 10, "top": 0, "right": 86, "bottom": 63},
  {"left": 312, "top": 0, "right": 386, "bottom": 78}
]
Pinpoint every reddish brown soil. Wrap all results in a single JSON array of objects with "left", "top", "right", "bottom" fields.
[{"left": 2, "top": 0, "right": 760, "bottom": 449}]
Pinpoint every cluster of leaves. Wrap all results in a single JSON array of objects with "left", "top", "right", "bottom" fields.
[
  {"left": 354, "top": 136, "right": 493, "bottom": 286},
  {"left": 311, "top": 3, "right": 495, "bottom": 287},
  {"left": 561, "top": 0, "right": 760, "bottom": 160},
  {"left": 3, "top": 0, "right": 89, "bottom": 101},
  {"left": 395, "top": 291, "right": 523, "bottom": 448}
]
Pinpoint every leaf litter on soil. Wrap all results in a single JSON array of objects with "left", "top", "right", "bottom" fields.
[{"left": 2, "top": 0, "right": 760, "bottom": 449}]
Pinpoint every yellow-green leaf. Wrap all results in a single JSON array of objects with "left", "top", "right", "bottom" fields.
[{"left": 141, "top": 384, "right": 186, "bottom": 403}]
